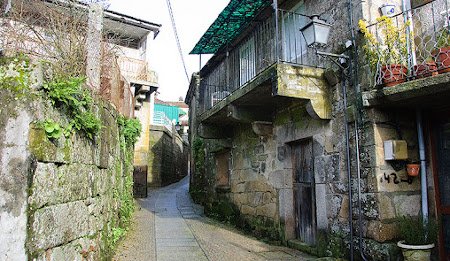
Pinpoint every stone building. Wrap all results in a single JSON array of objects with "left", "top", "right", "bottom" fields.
[{"left": 186, "top": 0, "right": 449, "bottom": 259}]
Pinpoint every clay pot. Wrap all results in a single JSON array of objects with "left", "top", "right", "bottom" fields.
[
  {"left": 413, "top": 62, "right": 438, "bottom": 79},
  {"left": 380, "top": 64, "right": 408, "bottom": 87},
  {"left": 398, "top": 241, "right": 434, "bottom": 261},
  {"left": 406, "top": 164, "right": 420, "bottom": 177},
  {"left": 432, "top": 47, "right": 450, "bottom": 74}
]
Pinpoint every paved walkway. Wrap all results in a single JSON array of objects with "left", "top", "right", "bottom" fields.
[{"left": 113, "top": 176, "right": 315, "bottom": 261}]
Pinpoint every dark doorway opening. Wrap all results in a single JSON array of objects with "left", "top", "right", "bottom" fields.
[
  {"left": 133, "top": 166, "right": 148, "bottom": 198},
  {"left": 431, "top": 112, "right": 450, "bottom": 260}
]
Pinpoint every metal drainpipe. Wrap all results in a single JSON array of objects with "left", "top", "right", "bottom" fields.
[
  {"left": 416, "top": 109, "right": 429, "bottom": 223},
  {"left": 342, "top": 72, "right": 354, "bottom": 261},
  {"left": 347, "top": 0, "right": 367, "bottom": 260}
]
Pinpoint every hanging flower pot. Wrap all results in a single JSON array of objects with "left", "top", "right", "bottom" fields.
[
  {"left": 380, "top": 64, "right": 408, "bottom": 87},
  {"left": 413, "top": 61, "right": 438, "bottom": 79},
  {"left": 406, "top": 163, "right": 420, "bottom": 177},
  {"left": 432, "top": 46, "right": 450, "bottom": 74}
]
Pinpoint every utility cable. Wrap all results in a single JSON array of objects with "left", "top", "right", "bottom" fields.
[{"left": 166, "top": 0, "right": 190, "bottom": 84}]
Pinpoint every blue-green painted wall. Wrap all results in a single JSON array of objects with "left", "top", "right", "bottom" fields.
[{"left": 154, "top": 104, "right": 179, "bottom": 123}]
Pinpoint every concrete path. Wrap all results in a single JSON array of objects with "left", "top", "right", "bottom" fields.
[{"left": 113, "top": 176, "right": 315, "bottom": 261}]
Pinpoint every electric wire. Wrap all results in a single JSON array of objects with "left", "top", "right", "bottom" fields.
[{"left": 166, "top": 0, "right": 190, "bottom": 84}]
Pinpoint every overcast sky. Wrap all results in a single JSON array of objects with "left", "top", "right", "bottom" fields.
[{"left": 108, "top": 0, "right": 229, "bottom": 101}]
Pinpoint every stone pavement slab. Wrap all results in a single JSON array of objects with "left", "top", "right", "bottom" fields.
[{"left": 113, "top": 176, "right": 316, "bottom": 261}]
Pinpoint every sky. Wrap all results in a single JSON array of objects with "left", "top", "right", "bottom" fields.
[{"left": 108, "top": 0, "right": 229, "bottom": 102}]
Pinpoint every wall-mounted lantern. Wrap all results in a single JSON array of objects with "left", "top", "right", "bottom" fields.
[
  {"left": 300, "top": 15, "right": 332, "bottom": 48},
  {"left": 300, "top": 15, "right": 349, "bottom": 68}
]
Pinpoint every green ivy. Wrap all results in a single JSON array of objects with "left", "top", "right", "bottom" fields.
[
  {"left": 43, "top": 77, "right": 101, "bottom": 140},
  {"left": 117, "top": 116, "right": 142, "bottom": 147},
  {"left": 192, "top": 138, "right": 205, "bottom": 171}
]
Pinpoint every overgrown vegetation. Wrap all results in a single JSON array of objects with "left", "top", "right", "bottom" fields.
[
  {"left": 192, "top": 138, "right": 205, "bottom": 173},
  {"left": 42, "top": 119, "right": 64, "bottom": 140},
  {"left": 117, "top": 116, "right": 142, "bottom": 147},
  {"left": 398, "top": 216, "right": 438, "bottom": 245},
  {"left": 190, "top": 138, "right": 207, "bottom": 203},
  {"left": 42, "top": 77, "right": 102, "bottom": 140},
  {"left": 359, "top": 16, "right": 410, "bottom": 71}
]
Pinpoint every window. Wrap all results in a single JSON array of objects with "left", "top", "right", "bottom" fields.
[
  {"left": 282, "top": 2, "right": 307, "bottom": 63},
  {"left": 239, "top": 36, "right": 256, "bottom": 86}
]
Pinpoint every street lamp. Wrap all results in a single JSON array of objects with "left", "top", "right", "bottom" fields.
[
  {"left": 299, "top": 15, "right": 332, "bottom": 48},
  {"left": 300, "top": 15, "right": 350, "bottom": 69}
]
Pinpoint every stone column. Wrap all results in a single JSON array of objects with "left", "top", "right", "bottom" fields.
[{"left": 85, "top": 3, "right": 103, "bottom": 92}]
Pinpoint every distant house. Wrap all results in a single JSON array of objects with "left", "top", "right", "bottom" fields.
[
  {"left": 0, "top": 0, "right": 162, "bottom": 197},
  {"left": 186, "top": 0, "right": 450, "bottom": 259}
]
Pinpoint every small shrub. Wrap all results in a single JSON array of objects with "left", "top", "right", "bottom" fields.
[{"left": 398, "top": 216, "right": 438, "bottom": 245}]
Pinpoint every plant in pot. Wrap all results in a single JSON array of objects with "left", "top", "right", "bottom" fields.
[
  {"left": 432, "top": 28, "right": 450, "bottom": 73},
  {"left": 359, "top": 16, "right": 410, "bottom": 87},
  {"left": 406, "top": 161, "right": 421, "bottom": 177},
  {"left": 413, "top": 57, "right": 438, "bottom": 79},
  {"left": 397, "top": 216, "right": 438, "bottom": 261}
]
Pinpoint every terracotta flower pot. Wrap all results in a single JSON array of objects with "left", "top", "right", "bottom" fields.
[
  {"left": 432, "top": 46, "right": 450, "bottom": 74},
  {"left": 406, "top": 164, "right": 420, "bottom": 177},
  {"left": 413, "top": 62, "right": 438, "bottom": 79},
  {"left": 380, "top": 64, "right": 408, "bottom": 87}
]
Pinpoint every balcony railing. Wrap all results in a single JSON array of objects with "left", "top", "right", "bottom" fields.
[
  {"left": 365, "top": 0, "right": 450, "bottom": 87},
  {"left": 118, "top": 57, "right": 158, "bottom": 84},
  {"left": 153, "top": 111, "right": 174, "bottom": 132},
  {"left": 199, "top": 8, "right": 323, "bottom": 114}
]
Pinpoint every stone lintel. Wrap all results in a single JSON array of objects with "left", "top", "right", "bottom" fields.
[
  {"left": 274, "top": 64, "right": 331, "bottom": 120},
  {"left": 198, "top": 123, "right": 231, "bottom": 139},
  {"left": 251, "top": 121, "right": 273, "bottom": 136}
]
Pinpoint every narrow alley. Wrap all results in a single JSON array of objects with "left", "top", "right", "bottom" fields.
[{"left": 113, "top": 177, "right": 314, "bottom": 261}]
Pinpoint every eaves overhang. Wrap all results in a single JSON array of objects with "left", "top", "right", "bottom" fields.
[{"left": 190, "top": 0, "right": 271, "bottom": 55}]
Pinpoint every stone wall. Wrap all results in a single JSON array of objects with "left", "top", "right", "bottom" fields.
[
  {"left": 0, "top": 88, "right": 133, "bottom": 260},
  {"left": 148, "top": 125, "right": 189, "bottom": 187}
]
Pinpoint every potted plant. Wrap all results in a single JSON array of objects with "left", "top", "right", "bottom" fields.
[
  {"left": 413, "top": 59, "right": 438, "bottom": 79},
  {"left": 397, "top": 216, "right": 438, "bottom": 261},
  {"left": 359, "top": 16, "right": 410, "bottom": 87},
  {"left": 432, "top": 28, "right": 450, "bottom": 73},
  {"left": 406, "top": 162, "right": 421, "bottom": 176}
]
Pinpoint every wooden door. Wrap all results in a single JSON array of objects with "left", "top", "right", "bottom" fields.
[
  {"left": 133, "top": 166, "right": 148, "bottom": 198},
  {"left": 432, "top": 117, "right": 450, "bottom": 260},
  {"left": 292, "top": 139, "right": 316, "bottom": 245}
]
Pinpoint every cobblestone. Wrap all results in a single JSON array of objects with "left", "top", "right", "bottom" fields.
[{"left": 113, "top": 176, "right": 315, "bottom": 261}]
